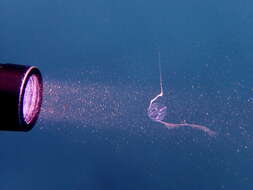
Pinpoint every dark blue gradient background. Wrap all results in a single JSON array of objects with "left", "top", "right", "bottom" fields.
[{"left": 0, "top": 0, "right": 253, "bottom": 189}]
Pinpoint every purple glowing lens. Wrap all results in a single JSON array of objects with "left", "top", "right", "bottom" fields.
[
  {"left": 0, "top": 64, "right": 42, "bottom": 131},
  {"left": 22, "top": 74, "right": 41, "bottom": 124}
]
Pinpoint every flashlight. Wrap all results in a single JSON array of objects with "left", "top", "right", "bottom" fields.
[{"left": 0, "top": 64, "right": 43, "bottom": 131}]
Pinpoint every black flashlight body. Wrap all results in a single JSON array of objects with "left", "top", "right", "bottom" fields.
[{"left": 0, "top": 64, "right": 43, "bottom": 131}]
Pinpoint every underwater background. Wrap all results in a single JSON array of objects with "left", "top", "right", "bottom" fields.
[{"left": 0, "top": 0, "right": 253, "bottom": 189}]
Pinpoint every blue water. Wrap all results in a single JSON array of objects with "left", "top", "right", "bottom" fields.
[{"left": 0, "top": 0, "right": 253, "bottom": 189}]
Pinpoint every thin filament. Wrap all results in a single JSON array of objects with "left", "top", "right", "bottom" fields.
[
  {"left": 158, "top": 120, "right": 216, "bottom": 136},
  {"left": 149, "top": 52, "right": 163, "bottom": 107}
]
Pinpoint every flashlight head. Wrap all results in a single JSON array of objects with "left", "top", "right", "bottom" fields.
[{"left": 0, "top": 64, "right": 43, "bottom": 131}]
